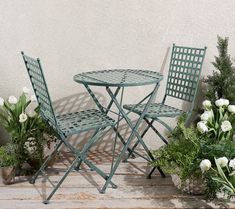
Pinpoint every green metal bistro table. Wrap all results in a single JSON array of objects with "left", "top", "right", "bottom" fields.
[{"left": 74, "top": 69, "right": 164, "bottom": 193}]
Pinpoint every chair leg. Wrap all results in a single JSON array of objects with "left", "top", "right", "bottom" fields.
[
  {"left": 121, "top": 117, "right": 166, "bottom": 179},
  {"left": 147, "top": 167, "right": 156, "bottom": 179},
  {"left": 112, "top": 127, "right": 136, "bottom": 160},
  {"left": 64, "top": 127, "right": 117, "bottom": 189},
  {"left": 73, "top": 129, "right": 118, "bottom": 189},
  {"left": 44, "top": 129, "right": 103, "bottom": 204},
  {"left": 74, "top": 128, "right": 101, "bottom": 171},
  {"left": 125, "top": 117, "right": 170, "bottom": 160},
  {"left": 83, "top": 158, "right": 117, "bottom": 189},
  {"left": 147, "top": 166, "right": 165, "bottom": 179},
  {"left": 122, "top": 117, "right": 166, "bottom": 179},
  {"left": 124, "top": 119, "right": 154, "bottom": 162},
  {"left": 145, "top": 119, "right": 168, "bottom": 144},
  {"left": 43, "top": 155, "right": 81, "bottom": 204},
  {"left": 155, "top": 117, "right": 173, "bottom": 133},
  {"left": 43, "top": 125, "right": 118, "bottom": 204},
  {"left": 30, "top": 140, "right": 63, "bottom": 184}
]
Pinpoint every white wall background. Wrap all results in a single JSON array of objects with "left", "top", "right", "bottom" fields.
[{"left": 0, "top": 0, "right": 235, "bottom": 147}]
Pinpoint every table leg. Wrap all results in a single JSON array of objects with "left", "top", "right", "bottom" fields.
[
  {"left": 100, "top": 83, "right": 163, "bottom": 193},
  {"left": 111, "top": 87, "right": 124, "bottom": 170},
  {"left": 125, "top": 119, "right": 154, "bottom": 161},
  {"left": 83, "top": 84, "right": 134, "bottom": 157}
]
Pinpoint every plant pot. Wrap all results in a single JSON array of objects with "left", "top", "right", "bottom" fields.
[
  {"left": 171, "top": 174, "right": 206, "bottom": 195},
  {"left": 27, "top": 157, "right": 42, "bottom": 169},
  {"left": 0, "top": 167, "right": 15, "bottom": 185}
]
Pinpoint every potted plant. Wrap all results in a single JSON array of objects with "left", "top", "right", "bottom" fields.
[
  {"left": 0, "top": 87, "right": 54, "bottom": 174},
  {"left": 198, "top": 99, "right": 235, "bottom": 199},
  {"left": 0, "top": 143, "right": 18, "bottom": 184},
  {"left": 152, "top": 115, "right": 207, "bottom": 195},
  {"left": 152, "top": 98, "right": 235, "bottom": 198}
]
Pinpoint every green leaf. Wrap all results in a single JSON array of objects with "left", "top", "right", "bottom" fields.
[
  {"left": 223, "top": 184, "right": 235, "bottom": 194},
  {"left": 212, "top": 177, "right": 227, "bottom": 185},
  {"left": 229, "top": 170, "right": 235, "bottom": 176},
  {"left": 214, "top": 157, "right": 235, "bottom": 191}
]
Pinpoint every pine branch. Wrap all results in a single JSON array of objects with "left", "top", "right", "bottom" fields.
[{"left": 204, "top": 36, "right": 235, "bottom": 103}]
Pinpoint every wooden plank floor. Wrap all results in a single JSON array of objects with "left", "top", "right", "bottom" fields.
[{"left": 0, "top": 151, "right": 235, "bottom": 209}]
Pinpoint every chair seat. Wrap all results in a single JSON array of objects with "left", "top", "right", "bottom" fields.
[
  {"left": 56, "top": 109, "right": 114, "bottom": 136},
  {"left": 123, "top": 103, "right": 184, "bottom": 119}
]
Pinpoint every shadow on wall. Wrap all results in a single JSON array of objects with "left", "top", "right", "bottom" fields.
[
  {"left": 184, "top": 78, "right": 206, "bottom": 126},
  {"left": 53, "top": 92, "right": 106, "bottom": 115},
  {"left": 53, "top": 92, "right": 147, "bottom": 153}
]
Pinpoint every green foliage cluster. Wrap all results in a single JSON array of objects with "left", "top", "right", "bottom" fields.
[
  {"left": 201, "top": 142, "right": 235, "bottom": 199},
  {"left": 0, "top": 92, "right": 52, "bottom": 171},
  {"left": 201, "top": 141, "right": 235, "bottom": 162},
  {"left": 203, "top": 171, "right": 222, "bottom": 199},
  {"left": 152, "top": 115, "right": 202, "bottom": 180},
  {"left": 0, "top": 143, "right": 18, "bottom": 167},
  {"left": 204, "top": 36, "right": 235, "bottom": 103},
  {"left": 151, "top": 114, "right": 235, "bottom": 199}
]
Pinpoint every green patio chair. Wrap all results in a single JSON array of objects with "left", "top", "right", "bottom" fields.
[
  {"left": 123, "top": 44, "right": 207, "bottom": 177},
  {"left": 21, "top": 52, "right": 116, "bottom": 204}
]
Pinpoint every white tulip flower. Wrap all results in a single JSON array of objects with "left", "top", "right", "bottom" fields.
[
  {"left": 200, "top": 159, "right": 211, "bottom": 172},
  {"left": 22, "top": 87, "right": 30, "bottom": 94},
  {"left": 223, "top": 99, "right": 230, "bottom": 106},
  {"left": 229, "top": 159, "right": 235, "bottom": 170},
  {"left": 8, "top": 96, "right": 18, "bottom": 104},
  {"left": 215, "top": 99, "right": 224, "bottom": 107},
  {"left": 200, "top": 110, "right": 213, "bottom": 121},
  {"left": 0, "top": 97, "right": 4, "bottom": 106},
  {"left": 216, "top": 157, "right": 228, "bottom": 168},
  {"left": 24, "top": 138, "right": 36, "bottom": 155},
  {"left": 228, "top": 105, "right": 235, "bottom": 114},
  {"left": 221, "top": 120, "right": 232, "bottom": 132},
  {"left": 197, "top": 121, "right": 209, "bottom": 133},
  {"left": 202, "top": 100, "right": 212, "bottom": 110},
  {"left": 30, "top": 94, "right": 37, "bottom": 102},
  {"left": 215, "top": 98, "right": 229, "bottom": 107},
  {"left": 19, "top": 112, "right": 28, "bottom": 123}
]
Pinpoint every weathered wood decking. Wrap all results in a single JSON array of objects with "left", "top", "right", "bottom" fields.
[{"left": 0, "top": 150, "right": 235, "bottom": 209}]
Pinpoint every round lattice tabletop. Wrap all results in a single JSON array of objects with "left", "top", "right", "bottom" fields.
[{"left": 74, "top": 69, "right": 163, "bottom": 87}]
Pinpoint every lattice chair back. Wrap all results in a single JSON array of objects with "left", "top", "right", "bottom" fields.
[
  {"left": 165, "top": 44, "right": 207, "bottom": 103},
  {"left": 21, "top": 52, "right": 57, "bottom": 128}
]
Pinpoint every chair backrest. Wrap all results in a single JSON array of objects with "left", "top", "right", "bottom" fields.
[
  {"left": 165, "top": 44, "right": 207, "bottom": 104},
  {"left": 21, "top": 52, "right": 57, "bottom": 128}
]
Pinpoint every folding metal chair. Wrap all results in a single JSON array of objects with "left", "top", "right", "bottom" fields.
[
  {"left": 123, "top": 44, "right": 207, "bottom": 177},
  {"left": 21, "top": 52, "right": 115, "bottom": 204}
]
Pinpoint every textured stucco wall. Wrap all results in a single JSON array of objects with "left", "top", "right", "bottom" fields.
[{"left": 0, "top": 0, "right": 235, "bottom": 147}]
